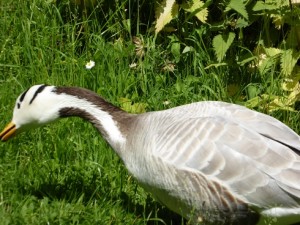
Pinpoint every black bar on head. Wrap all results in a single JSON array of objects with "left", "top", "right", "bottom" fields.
[
  {"left": 29, "top": 84, "right": 48, "bottom": 104},
  {"left": 19, "top": 89, "right": 29, "bottom": 102}
]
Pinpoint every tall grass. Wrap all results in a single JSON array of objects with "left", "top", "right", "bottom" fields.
[
  {"left": 0, "top": 1, "right": 185, "bottom": 224},
  {"left": 0, "top": 0, "right": 300, "bottom": 225}
]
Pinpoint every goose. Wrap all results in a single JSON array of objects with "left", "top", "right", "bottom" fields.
[{"left": 1, "top": 84, "right": 300, "bottom": 225}]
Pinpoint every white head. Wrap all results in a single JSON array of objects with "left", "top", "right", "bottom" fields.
[
  {"left": 0, "top": 84, "right": 127, "bottom": 149},
  {"left": 0, "top": 84, "right": 61, "bottom": 141}
]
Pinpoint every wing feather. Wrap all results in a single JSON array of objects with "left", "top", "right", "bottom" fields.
[{"left": 153, "top": 111, "right": 300, "bottom": 208}]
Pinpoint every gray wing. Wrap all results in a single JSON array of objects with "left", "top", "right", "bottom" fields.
[
  {"left": 225, "top": 102, "right": 300, "bottom": 151},
  {"left": 153, "top": 109, "right": 300, "bottom": 209}
]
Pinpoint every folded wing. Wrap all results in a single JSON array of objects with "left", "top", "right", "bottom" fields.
[{"left": 154, "top": 102, "right": 300, "bottom": 210}]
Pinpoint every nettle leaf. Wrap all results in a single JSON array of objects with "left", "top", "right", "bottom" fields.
[
  {"left": 282, "top": 78, "right": 299, "bottom": 92},
  {"left": 212, "top": 32, "right": 236, "bottom": 62},
  {"left": 252, "top": 1, "right": 277, "bottom": 11},
  {"left": 236, "top": 17, "right": 248, "bottom": 28},
  {"left": 227, "top": 0, "right": 248, "bottom": 20},
  {"left": 255, "top": 47, "right": 282, "bottom": 74},
  {"left": 182, "top": 0, "right": 208, "bottom": 23},
  {"left": 280, "top": 49, "right": 300, "bottom": 76},
  {"left": 264, "top": 47, "right": 282, "bottom": 57},
  {"left": 119, "top": 98, "right": 148, "bottom": 114},
  {"left": 155, "top": 0, "right": 179, "bottom": 34},
  {"left": 245, "top": 94, "right": 274, "bottom": 109},
  {"left": 269, "top": 96, "right": 296, "bottom": 112},
  {"left": 258, "top": 56, "right": 276, "bottom": 75}
]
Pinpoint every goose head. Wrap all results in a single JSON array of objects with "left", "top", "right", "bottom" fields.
[
  {"left": 0, "top": 84, "right": 61, "bottom": 141},
  {"left": 0, "top": 84, "right": 127, "bottom": 150}
]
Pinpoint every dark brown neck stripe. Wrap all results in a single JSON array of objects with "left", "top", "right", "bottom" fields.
[{"left": 54, "top": 86, "right": 136, "bottom": 135}]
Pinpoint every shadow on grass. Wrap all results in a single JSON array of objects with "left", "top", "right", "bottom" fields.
[
  {"left": 21, "top": 181, "right": 185, "bottom": 225},
  {"left": 119, "top": 191, "right": 185, "bottom": 225},
  {"left": 23, "top": 181, "right": 262, "bottom": 225}
]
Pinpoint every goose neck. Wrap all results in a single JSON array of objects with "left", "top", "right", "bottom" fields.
[{"left": 54, "top": 87, "right": 131, "bottom": 150}]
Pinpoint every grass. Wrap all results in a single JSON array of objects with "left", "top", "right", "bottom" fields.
[
  {"left": 0, "top": 0, "right": 300, "bottom": 225},
  {"left": 0, "top": 1, "right": 186, "bottom": 224}
]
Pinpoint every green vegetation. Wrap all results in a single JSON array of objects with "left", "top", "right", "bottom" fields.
[{"left": 0, "top": 0, "right": 300, "bottom": 224}]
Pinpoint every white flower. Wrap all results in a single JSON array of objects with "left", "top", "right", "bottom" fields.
[
  {"left": 163, "top": 100, "right": 171, "bottom": 105},
  {"left": 85, "top": 60, "right": 95, "bottom": 69},
  {"left": 129, "top": 62, "right": 137, "bottom": 69}
]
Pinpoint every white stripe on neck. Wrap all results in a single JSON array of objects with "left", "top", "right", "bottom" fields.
[{"left": 56, "top": 93, "right": 126, "bottom": 149}]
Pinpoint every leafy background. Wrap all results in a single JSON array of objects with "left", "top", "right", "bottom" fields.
[{"left": 1, "top": 0, "right": 300, "bottom": 224}]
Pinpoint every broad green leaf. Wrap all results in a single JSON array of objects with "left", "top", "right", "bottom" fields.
[
  {"left": 269, "top": 95, "right": 296, "bottom": 112},
  {"left": 131, "top": 102, "right": 148, "bottom": 113},
  {"left": 252, "top": 1, "right": 278, "bottom": 11},
  {"left": 258, "top": 56, "right": 276, "bottom": 74},
  {"left": 245, "top": 96, "right": 261, "bottom": 108},
  {"left": 280, "top": 49, "right": 300, "bottom": 77},
  {"left": 182, "top": 46, "right": 192, "bottom": 54},
  {"left": 289, "top": 88, "right": 300, "bottom": 104},
  {"left": 265, "top": 0, "right": 290, "bottom": 8},
  {"left": 282, "top": 78, "right": 298, "bottom": 91},
  {"left": 264, "top": 47, "right": 282, "bottom": 57},
  {"left": 155, "top": 0, "right": 179, "bottom": 34},
  {"left": 212, "top": 32, "right": 236, "bottom": 62},
  {"left": 236, "top": 17, "right": 249, "bottom": 28},
  {"left": 247, "top": 85, "right": 261, "bottom": 99},
  {"left": 281, "top": 78, "right": 300, "bottom": 109},
  {"left": 245, "top": 94, "right": 273, "bottom": 109},
  {"left": 269, "top": 103, "right": 295, "bottom": 112},
  {"left": 252, "top": 1, "right": 267, "bottom": 11},
  {"left": 227, "top": 0, "right": 248, "bottom": 20},
  {"left": 119, "top": 98, "right": 148, "bottom": 113},
  {"left": 182, "top": 0, "right": 208, "bottom": 23},
  {"left": 287, "top": 90, "right": 300, "bottom": 105}
]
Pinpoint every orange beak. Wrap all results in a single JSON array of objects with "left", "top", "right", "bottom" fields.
[{"left": 0, "top": 122, "right": 16, "bottom": 141}]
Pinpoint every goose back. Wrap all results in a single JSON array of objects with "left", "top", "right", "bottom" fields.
[{"left": 121, "top": 101, "right": 300, "bottom": 224}]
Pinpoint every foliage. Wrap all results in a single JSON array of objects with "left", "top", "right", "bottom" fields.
[
  {"left": 1, "top": 0, "right": 300, "bottom": 224},
  {"left": 155, "top": 0, "right": 208, "bottom": 33},
  {"left": 212, "top": 32, "right": 236, "bottom": 62},
  {"left": 155, "top": 0, "right": 179, "bottom": 34},
  {"left": 153, "top": 0, "right": 300, "bottom": 111},
  {"left": 119, "top": 97, "right": 148, "bottom": 113}
]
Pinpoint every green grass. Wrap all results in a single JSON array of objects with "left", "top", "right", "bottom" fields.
[
  {"left": 0, "top": 1, "right": 186, "bottom": 224},
  {"left": 1, "top": 0, "right": 300, "bottom": 225}
]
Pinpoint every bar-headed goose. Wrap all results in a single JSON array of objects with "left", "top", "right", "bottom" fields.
[{"left": 1, "top": 84, "right": 300, "bottom": 225}]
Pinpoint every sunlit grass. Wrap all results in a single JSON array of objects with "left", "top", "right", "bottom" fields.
[
  {"left": 1, "top": 0, "right": 300, "bottom": 225},
  {"left": 0, "top": 1, "right": 184, "bottom": 224}
]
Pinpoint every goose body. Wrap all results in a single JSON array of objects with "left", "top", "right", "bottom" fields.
[{"left": 1, "top": 84, "right": 300, "bottom": 225}]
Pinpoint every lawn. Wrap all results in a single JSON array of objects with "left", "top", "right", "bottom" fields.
[
  {"left": 0, "top": 0, "right": 300, "bottom": 225},
  {"left": 0, "top": 1, "right": 187, "bottom": 224}
]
